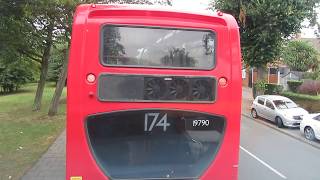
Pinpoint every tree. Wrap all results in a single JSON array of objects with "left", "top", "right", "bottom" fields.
[
  {"left": 0, "top": 0, "right": 63, "bottom": 110},
  {"left": 281, "top": 41, "right": 319, "bottom": 71},
  {"left": 47, "top": 0, "right": 78, "bottom": 116},
  {"left": 0, "top": 61, "right": 35, "bottom": 93},
  {"left": 47, "top": 46, "right": 65, "bottom": 83},
  {"left": 161, "top": 48, "right": 196, "bottom": 67},
  {"left": 212, "top": 0, "right": 319, "bottom": 78},
  {"left": 24, "top": 0, "right": 68, "bottom": 111},
  {"left": 103, "top": 26, "right": 126, "bottom": 64},
  {"left": 0, "top": 0, "right": 39, "bottom": 93}
]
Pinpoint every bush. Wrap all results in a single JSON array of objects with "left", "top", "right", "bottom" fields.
[
  {"left": 281, "top": 91, "right": 320, "bottom": 113},
  {"left": 0, "top": 61, "right": 34, "bottom": 93},
  {"left": 287, "top": 80, "right": 303, "bottom": 92},
  {"left": 253, "top": 80, "right": 267, "bottom": 98},
  {"left": 298, "top": 80, "right": 320, "bottom": 96},
  {"left": 265, "top": 83, "right": 283, "bottom": 95},
  {"left": 281, "top": 91, "right": 320, "bottom": 101}
]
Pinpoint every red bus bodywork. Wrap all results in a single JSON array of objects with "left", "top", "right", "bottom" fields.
[{"left": 67, "top": 4, "right": 241, "bottom": 180}]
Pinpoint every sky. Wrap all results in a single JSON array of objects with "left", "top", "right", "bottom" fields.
[
  {"left": 170, "top": 0, "right": 319, "bottom": 38},
  {"left": 171, "top": 0, "right": 210, "bottom": 10}
]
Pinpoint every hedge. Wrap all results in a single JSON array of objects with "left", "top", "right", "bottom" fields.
[
  {"left": 265, "top": 83, "right": 283, "bottom": 95},
  {"left": 281, "top": 91, "right": 320, "bottom": 101},
  {"left": 287, "top": 80, "right": 303, "bottom": 92}
]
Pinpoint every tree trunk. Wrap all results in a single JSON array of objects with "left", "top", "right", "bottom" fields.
[
  {"left": 48, "top": 48, "right": 69, "bottom": 116},
  {"left": 32, "top": 26, "right": 54, "bottom": 111}
]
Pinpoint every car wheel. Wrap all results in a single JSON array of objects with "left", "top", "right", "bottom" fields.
[
  {"left": 251, "top": 109, "right": 258, "bottom": 118},
  {"left": 304, "top": 127, "right": 316, "bottom": 141},
  {"left": 276, "top": 116, "right": 284, "bottom": 128}
]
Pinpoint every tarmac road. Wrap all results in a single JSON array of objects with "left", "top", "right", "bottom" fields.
[
  {"left": 22, "top": 115, "right": 320, "bottom": 180},
  {"left": 239, "top": 115, "right": 320, "bottom": 180}
]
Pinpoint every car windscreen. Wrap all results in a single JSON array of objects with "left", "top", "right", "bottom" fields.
[
  {"left": 101, "top": 25, "right": 216, "bottom": 70},
  {"left": 273, "top": 100, "right": 297, "bottom": 109}
]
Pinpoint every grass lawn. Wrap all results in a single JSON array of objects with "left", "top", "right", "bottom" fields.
[{"left": 0, "top": 83, "right": 66, "bottom": 180}]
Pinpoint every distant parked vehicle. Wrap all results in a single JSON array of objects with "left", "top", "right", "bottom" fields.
[
  {"left": 251, "top": 95, "right": 309, "bottom": 128},
  {"left": 300, "top": 113, "right": 320, "bottom": 141}
]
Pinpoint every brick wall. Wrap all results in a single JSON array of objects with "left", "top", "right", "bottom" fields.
[{"left": 269, "top": 74, "right": 278, "bottom": 84}]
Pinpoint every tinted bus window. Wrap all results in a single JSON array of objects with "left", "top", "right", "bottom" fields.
[
  {"left": 87, "top": 110, "right": 225, "bottom": 179},
  {"left": 101, "top": 25, "right": 216, "bottom": 70}
]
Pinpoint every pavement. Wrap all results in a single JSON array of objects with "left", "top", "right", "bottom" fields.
[
  {"left": 22, "top": 131, "right": 66, "bottom": 180},
  {"left": 21, "top": 87, "right": 320, "bottom": 180}
]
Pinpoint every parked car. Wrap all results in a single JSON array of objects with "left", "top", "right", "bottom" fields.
[
  {"left": 251, "top": 95, "right": 309, "bottom": 128},
  {"left": 300, "top": 113, "right": 320, "bottom": 141}
]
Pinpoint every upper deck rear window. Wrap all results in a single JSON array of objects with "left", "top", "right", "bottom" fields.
[{"left": 101, "top": 25, "right": 216, "bottom": 70}]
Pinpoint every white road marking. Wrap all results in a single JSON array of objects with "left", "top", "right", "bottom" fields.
[{"left": 240, "top": 146, "right": 288, "bottom": 179}]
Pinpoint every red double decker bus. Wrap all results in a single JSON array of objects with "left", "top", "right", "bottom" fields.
[{"left": 67, "top": 4, "right": 241, "bottom": 180}]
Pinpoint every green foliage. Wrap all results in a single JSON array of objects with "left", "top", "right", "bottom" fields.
[
  {"left": 281, "top": 41, "right": 319, "bottom": 71},
  {"left": 303, "top": 69, "right": 320, "bottom": 80},
  {"left": 281, "top": 91, "right": 320, "bottom": 112},
  {"left": 252, "top": 80, "right": 266, "bottom": 98},
  {"left": 0, "top": 0, "right": 26, "bottom": 18},
  {"left": 287, "top": 80, "right": 303, "bottom": 92},
  {"left": 281, "top": 91, "right": 320, "bottom": 101},
  {"left": 265, "top": 83, "right": 283, "bottom": 95},
  {"left": 254, "top": 80, "right": 267, "bottom": 91},
  {"left": 47, "top": 60, "right": 63, "bottom": 83},
  {"left": 253, "top": 81, "right": 283, "bottom": 96},
  {"left": 0, "top": 0, "right": 172, "bottom": 65},
  {"left": 213, "top": 0, "right": 319, "bottom": 68},
  {"left": 0, "top": 61, "right": 34, "bottom": 93},
  {"left": 47, "top": 47, "right": 66, "bottom": 83}
]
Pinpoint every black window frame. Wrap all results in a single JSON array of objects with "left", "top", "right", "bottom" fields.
[
  {"left": 313, "top": 115, "right": 320, "bottom": 121},
  {"left": 257, "top": 97, "right": 265, "bottom": 105},
  {"left": 269, "top": 68, "right": 278, "bottom": 75},
  {"left": 100, "top": 24, "right": 217, "bottom": 70},
  {"left": 266, "top": 100, "right": 275, "bottom": 110},
  {"left": 97, "top": 73, "right": 217, "bottom": 103}
]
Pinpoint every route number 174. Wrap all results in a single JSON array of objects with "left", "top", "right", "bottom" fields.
[{"left": 144, "top": 113, "right": 170, "bottom": 132}]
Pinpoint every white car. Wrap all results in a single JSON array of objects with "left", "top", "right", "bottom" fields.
[
  {"left": 251, "top": 95, "right": 309, "bottom": 128},
  {"left": 300, "top": 113, "right": 320, "bottom": 141}
]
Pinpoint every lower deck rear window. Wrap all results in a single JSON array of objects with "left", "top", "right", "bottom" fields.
[
  {"left": 101, "top": 25, "right": 216, "bottom": 70},
  {"left": 86, "top": 109, "right": 225, "bottom": 180}
]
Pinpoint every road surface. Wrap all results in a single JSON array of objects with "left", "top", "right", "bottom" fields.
[{"left": 239, "top": 115, "right": 320, "bottom": 180}]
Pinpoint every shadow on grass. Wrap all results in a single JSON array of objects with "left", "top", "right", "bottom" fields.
[{"left": 0, "top": 89, "right": 34, "bottom": 96}]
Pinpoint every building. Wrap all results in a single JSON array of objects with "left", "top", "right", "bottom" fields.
[{"left": 242, "top": 37, "right": 319, "bottom": 88}]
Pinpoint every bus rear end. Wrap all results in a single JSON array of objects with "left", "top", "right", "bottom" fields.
[{"left": 67, "top": 4, "right": 241, "bottom": 180}]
